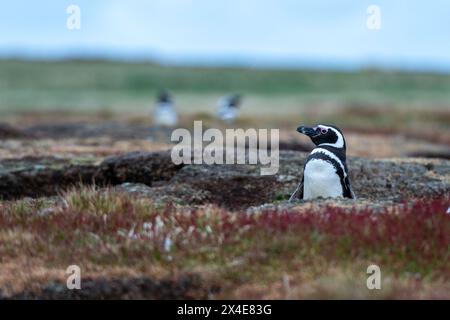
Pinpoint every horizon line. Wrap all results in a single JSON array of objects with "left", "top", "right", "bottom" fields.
[{"left": 2, "top": 52, "right": 450, "bottom": 75}]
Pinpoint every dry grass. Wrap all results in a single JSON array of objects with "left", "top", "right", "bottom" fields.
[{"left": 0, "top": 186, "right": 448, "bottom": 299}]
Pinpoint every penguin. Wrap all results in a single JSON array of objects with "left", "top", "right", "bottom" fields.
[
  {"left": 217, "top": 94, "right": 242, "bottom": 123},
  {"left": 289, "top": 124, "right": 356, "bottom": 201},
  {"left": 153, "top": 90, "right": 178, "bottom": 126}
]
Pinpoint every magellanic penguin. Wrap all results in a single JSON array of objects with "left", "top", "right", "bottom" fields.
[
  {"left": 289, "top": 124, "right": 356, "bottom": 201},
  {"left": 153, "top": 90, "right": 178, "bottom": 126},
  {"left": 217, "top": 94, "right": 242, "bottom": 123}
]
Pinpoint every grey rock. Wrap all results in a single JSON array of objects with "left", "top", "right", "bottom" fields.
[{"left": 0, "top": 151, "right": 448, "bottom": 210}]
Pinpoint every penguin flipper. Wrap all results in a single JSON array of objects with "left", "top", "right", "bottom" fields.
[
  {"left": 289, "top": 177, "right": 304, "bottom": 202},
  {"left": 344, "top": 176, "right": 356, "bottom": 199}
]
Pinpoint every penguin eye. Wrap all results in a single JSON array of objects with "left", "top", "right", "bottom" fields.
[{"left": 320, "top": 128, "right": 328, "bottom": 134}]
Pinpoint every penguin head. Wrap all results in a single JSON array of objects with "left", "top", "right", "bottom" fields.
[
  {"left": 157, "top": 90, "right": 172, "bottom": 104},
  {"left": 228, "top": 94, "right": 242, "bottom": 108},
  {"left": 297, "top": 124, "right": 346, "bottom": 149}
]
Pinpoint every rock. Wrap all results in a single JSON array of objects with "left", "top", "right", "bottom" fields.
[
  {"left": 348, "top": 158, "right": 449, "bottom": 200},
  {"left": 0, "top": 151, "right": 448, "bottom": 209},
  {"left": 96, "top": 151, "right": 184, "bottom": 186},
  {"left": 4, "top": 274, "right": 219, "bottom": 300},
  {"left": 110, "top": 151, "right": 449, "bottom": 209},
  {"left": 168, "top": 163, "right": 282, "bottom": 209},
  {"left": 0, "top": 151, "right": 183, "bottom": 200},
  {"left": 407, "top": 150, "right": 450, "bottom": 160},
  {"left": 113, "top": 182, "right": 208, "bottom": 206},
  {"left": 0, "top": 123, "right": 30, "bottom": 139},
  {"left": 0, "top": 157, "right": 99, "bottom": 200},
  {"left": 113, "top": 182, "right": 154, "bottom": 195}
]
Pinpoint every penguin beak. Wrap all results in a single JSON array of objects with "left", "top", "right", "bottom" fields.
[{"left": 297, "top": 126, "right": 318, "bottom": 137}]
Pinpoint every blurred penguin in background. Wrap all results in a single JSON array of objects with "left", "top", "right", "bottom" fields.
[
  {"left": 153, "top": 90, "right": 178, "bottom": 126},
  {"left": 217, "top": 94, "right": 242, "bottom": 123}
]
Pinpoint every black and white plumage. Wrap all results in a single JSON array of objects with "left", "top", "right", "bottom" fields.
[
  {"left": 217, "top": 94, "right": 242, "bottom": 123},
  {"left": 289, "top": 124, "right": 356, "bottom": 201},
  {"left": 153, "top": 90, "right": 178, "bottom": 126}
]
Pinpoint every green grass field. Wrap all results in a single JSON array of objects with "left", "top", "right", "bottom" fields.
[{"left": 1, "top": 59, "right": 450, "bottom": 114}]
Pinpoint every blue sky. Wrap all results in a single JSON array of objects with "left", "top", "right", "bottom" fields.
[{"left": 1, "top": 0, "right": 450, "bottom": 71}]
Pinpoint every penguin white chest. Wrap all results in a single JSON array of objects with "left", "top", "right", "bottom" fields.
[
  {"left": 154, "top": 104, "right": 178, "bottom": 126},
  {"left": 303, "top": 159, "right": 343, "bottom": 200},
  {"left": 218, "top": 107, "right": 238, "bottom": 122}
]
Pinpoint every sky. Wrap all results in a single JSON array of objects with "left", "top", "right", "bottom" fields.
[{"left": 1, "top": 0, "right": 450, "bottom": 71}]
